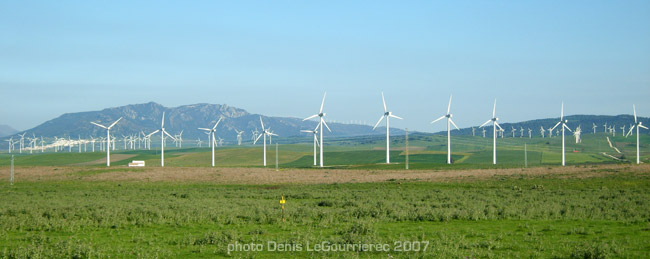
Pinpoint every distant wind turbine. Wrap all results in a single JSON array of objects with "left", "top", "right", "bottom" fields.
[
  {"left": 198, "top": 117, "right": 223, "bottom": 167},
  {"left": 431, "top": 95, "right": 459, "bottom": 164},
  {"left": 148, "top": 112, "right": 175, "bottom": 167},
  {"left": 255, "top": 117, "right": 278, "bottom": 166},
  {"left": 372, "top": 92, "right": 403, "bottom": 164},
  {"left": 550, "top": 102, "right": 572, "bottom": 166},
  {"left": 626, "top": 105, "right": 648, "bottom": 164},
  {"left": 90, "top": 117, "right": 122, "bottom": 167},
  {"left": 303, "top": 92, "right": 331, "bottom": 167},
  {"left": 301, "top": 124, "right": 320, "bottom": 166},
  {"left": 479, "top": 99, "right": 503, "bottom": 165}
]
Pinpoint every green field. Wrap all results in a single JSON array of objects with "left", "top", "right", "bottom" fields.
[
  {"left": 1, "top": 170, "right": 649, "bottom": 258},
  {"left": 1, "top": 133, "right": 649, "bottom": 257}
]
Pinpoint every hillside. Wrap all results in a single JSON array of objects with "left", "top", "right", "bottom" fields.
[{"left": 6, "top": 102, "right": 402, "bottom": 141}]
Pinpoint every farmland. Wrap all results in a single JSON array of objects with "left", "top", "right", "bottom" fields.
[{"left": 0, "top": 133, "right": 649, "bottom": 258}]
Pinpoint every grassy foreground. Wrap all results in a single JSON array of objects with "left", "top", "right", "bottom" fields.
[{"left": 1, "top": 167, "right": 649, "bottom": 258}]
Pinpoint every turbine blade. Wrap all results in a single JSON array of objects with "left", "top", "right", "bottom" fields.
[
  {"left": 492, "top": 99, "right": 496, "bottom": 118},
  {"left": 495, "top": 122, "right": 504, "bottom": 131},
  {"left": 372, "top": 115, "right": 385, "bottom": 130},
  {"left": 389, "top": 114, "right": 403, "bottom": 120},
  {"left": 164, "top": 130, "right": 176, "bottom": 140},
  {"left": 550, "top": 121, "right": 561, "bottom": 131},
  {"left": 564, "top": 124, "right": 572, "bottom": 132},
  {"left": 198, "top": 128, "right": 211, "bottom": 131},
  {"left": 560, "top": 102, "right": 564, "bottom": 120},
  {"left": 431, "top": 115, "right": 445, "bottom": 124},
  {"left": 300, "top": 130, "right": 312, "bottom": 133},
  {"left": 148, "top": 129, "right": 160, "bottom": 137},
  {"left": 303, "top": 114, "right": 319, "bottom": 121},
  {"left": 315, "top": 135, "right": 320, "bottom": 147},
  {"left": 479, "top": 119, "right": 491, "bottom": 128},
  {"left": 259, "top": 116, "right": 265, "bottom": 131},
  {"left": 633, "top": 104, "right": 637, "bottom": 123},
  {"left": 640, "top": 125, "right": 649, "bottom": 130},
  {"left": 447, "top": 94, "right": 452, "bottom": 114},
  {"left": 626, "top": 125, "right": 635, "bottom": 137},
  {"left": 269, "top": 133, "right": 279, "bottom": 136},
  {"left": 90, "top": 122, "right": 107, "bottom": 129},
  {"left": 322, "top": 120, "right": 332, "bottom": 132},
  {"left": 213, "top": 117, "right": 223, "bottom": 130},
  {"left": 320, "top": 92, "right": 327, "bottom": 113},
  {"left": 449, "top": 118, "right": 460, "bottom": 130},
  {"left": 161, "top": 112, "right": 165, "bottom": 128},
  {"left": 381, "top": 92, "right": 387, "bottom": 113},
  {"left": 108, "top": 117, "right": 123, "bottom": 129},
  {"left": 254, "top": 133, "right": 263, "bottom": 144}
]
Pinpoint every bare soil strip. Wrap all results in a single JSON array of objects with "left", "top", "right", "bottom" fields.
[{"left": 1, "top": 163, "right": 647, "bottom": 184}]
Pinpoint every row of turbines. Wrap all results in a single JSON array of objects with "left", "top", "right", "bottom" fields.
[{"left": 5, "top": 93, "right": 647, "bottom": 167}]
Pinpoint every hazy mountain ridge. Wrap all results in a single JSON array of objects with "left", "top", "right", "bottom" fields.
[
  {"left": 0, "top": 124, "right": 18, "bottom": 137},
  {"left": 6, "top": 102, "right": 401, "bottom": 142}
]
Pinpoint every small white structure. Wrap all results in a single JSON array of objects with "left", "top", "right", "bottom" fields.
[{"left": 128, "top": 160, "right": 145, "bottom": 167}]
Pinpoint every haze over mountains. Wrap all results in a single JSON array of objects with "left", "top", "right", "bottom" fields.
[
  {"left": 5, "top": 102, "right": 402, "bottom": 141},
  {"left": 3, "top": 102, "right": 647, "bottom": 142}
]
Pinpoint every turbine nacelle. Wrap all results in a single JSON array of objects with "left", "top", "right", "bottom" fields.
[{"left": 319, "top": 113, "right": 325, "bottom": 117}]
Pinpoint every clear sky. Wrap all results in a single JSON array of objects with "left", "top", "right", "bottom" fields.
[{"left": 1, "top": 1, "right": 649, "bottom": 132}]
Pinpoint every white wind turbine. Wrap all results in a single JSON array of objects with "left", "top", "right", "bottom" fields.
[
  {"left": 91, "top": 117, "right": 122, "bottom": 167},
  {"left": 372, "top": 92, "right": 403, "bottom": 164},
  {"left": 479, "top": 99, "right": 503, "bottom": 165},
  {"left": 550, "top": 102, "right": 572, "bottom": 166},
  {"left": 149, "top": 112, "right": 176, "bottom": 167},
  {"left": 303, "top": 92, "right": 331, "bottom": 167},
  {"left": 301, "top": 125, "right": 320, "bottom": 166},
  {"left": 431, "top": 95, "right": 459, "bottom": 164},
  {"left": 199, "top": 117, "right": 223, "bottom": 167},
  {"left": 235, "top": 129, "right": 244, "bottom": 145},
  {"left": 255, "top": 116, "right": 278, "bottom": 166},
  {"left": 540, "top": 126, "right": 545, "bottom": 138},
  {"left": 592, "top": 123, "right": 597, "bottom": 134},
  {"left": 626, "top": 105, "right": 648, "bottom": 164}
]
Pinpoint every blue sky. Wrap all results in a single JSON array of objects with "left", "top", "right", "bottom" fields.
[{"left": 1, "top": 1, "right": 649, "bottom": 132}]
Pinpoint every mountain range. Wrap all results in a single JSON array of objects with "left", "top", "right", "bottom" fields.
[
  {"left": 3, "top": 102, "right": 647, "bottom": 142},
  {"left": 4, "top": 102, "right": 401, "bottom": 142}
]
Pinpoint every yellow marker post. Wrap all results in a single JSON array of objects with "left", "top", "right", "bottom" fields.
[{"left": 280, "top": 195, "right": 286, "bottom": 222}]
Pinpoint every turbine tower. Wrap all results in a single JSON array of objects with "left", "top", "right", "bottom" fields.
[
  {"left": 199, "top": 117, "right": 223, "bottom": 167},
  {"left": 148, "top": 112, "right": 175, "bottom": 167},
  {"left": 255, "top": 117, "right": 278, "bottom": 166},
  {"left": 301, "top": 124, "right": 320, "bottom": 166},
  {"left": 431, "top": 95, "right": 459, "bottom": 164},
  {"left": 372, "top": 92, "right": 403, "bottom": 164},
  {"left": 626, "top": 105, "right": 648, "bottom": 164},
  {"left": 550, "top": 102, "right": 572, "bottom": 166},
  {"left": 90, "top": 117, "right": 122, "bottom": 167},
  {"left": 479, "top": 99, "right": 503, "bottom": 165},
  {"left": 303, "top": 92, "right": 331, "bottom": 167}
]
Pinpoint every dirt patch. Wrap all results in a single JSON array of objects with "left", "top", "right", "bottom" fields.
[
  {"left": 2, "top": 163, "right": 648, "bottom": 184},
  {"left": 74, "top": 154, "right": 138, "bottom": 166}
]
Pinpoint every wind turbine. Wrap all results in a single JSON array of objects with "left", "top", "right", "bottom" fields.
[
  {"left": 540, "top": 126, "right": 545, "bottom": 138},
  {"left": 149, "top": 112, "right": 175, "bottom": 167},
  {"left": 303, "top": 92, "right": 331, "bottom": 167},
  {"left": 235, "top": 129, "right": 244, "bottom": 145},
  {"left": 372, "top": 92, "right": 403, "bottom": 164},
  {"left": 592, "top": 123, "right": 597, "bottom": 134},
  {"left": 550, "top": 102, "right": 572, "bottom": 166},
  {"left": 255, "top": 117, "right": 278, "bottom": 166},
  {"left": 479, "top": 99, "right": 503, "bottom": 165},
  {"left": 621, "top": 125, "right": 626, "bottom": 138},
  {"left": 301, "top": 125, "right": 320, "bottom": 166},
  {"left": 431, "top": 95, "right": 459, "bottom": 164},
  {"left": 90, "top": 117, "right": 122, "bottom": 167},
  {"left": 626, "top": 105, "right": 648, "bottom": 164},
  {"left": 528, "top": 128, "right": 532, "bottom": 138},
  {"left": 198, "top": 117, "right": 223, "bottom": 167}
]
